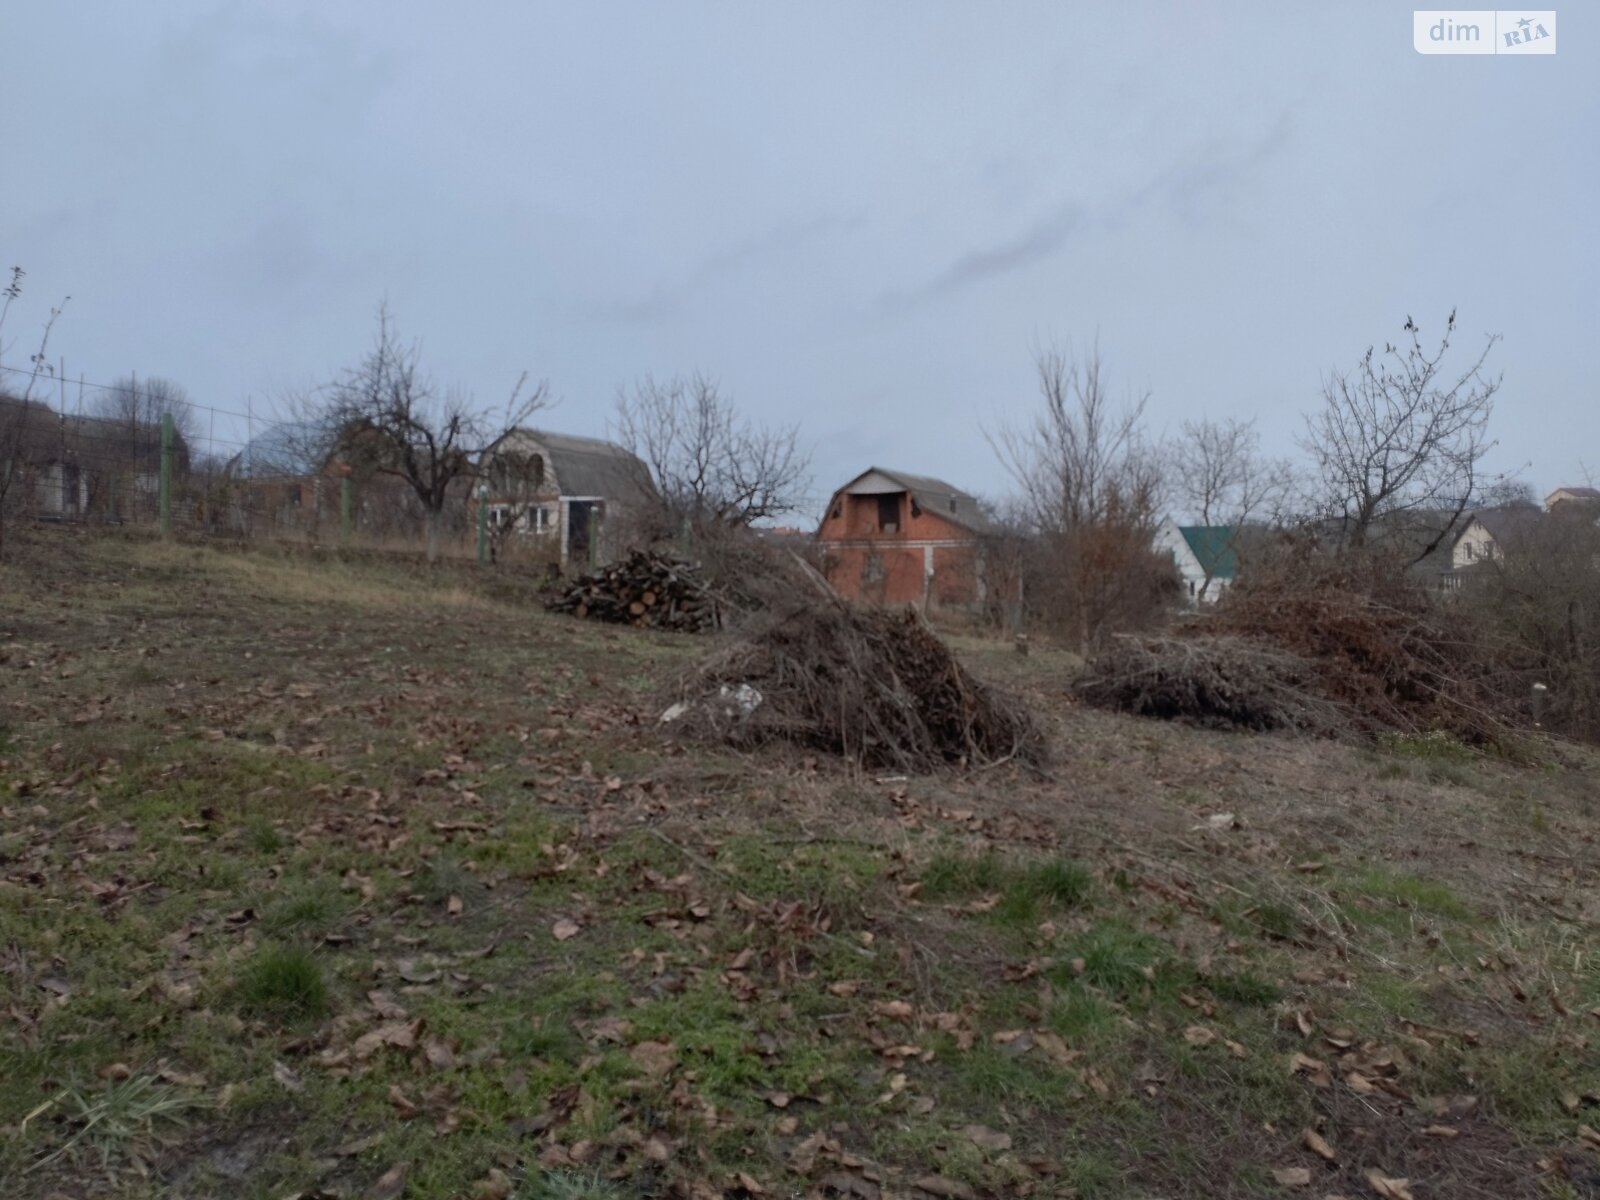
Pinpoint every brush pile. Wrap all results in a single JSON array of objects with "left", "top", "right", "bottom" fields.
[
  {"left": 1075, "top": 548, "right": 1517, "bottom": 742},
  {"left": 667, "top": 601, "right": 1043, "bottom": 771},
  {"left": 1074, "top": 635, "right": 1348, "bottom": 735},
  {"left": 545, "top": 550, "right": 721, "bottom": 632}
]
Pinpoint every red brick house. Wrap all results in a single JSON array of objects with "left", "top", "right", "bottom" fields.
[{"left": 816, "top": 467, "right": 994, "bottom": 607}]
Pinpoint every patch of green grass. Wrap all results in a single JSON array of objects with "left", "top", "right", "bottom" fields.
[
  {"left": 1379, "top": 730, "right": 1475, "bottom": 762},
  {"left": 946, "top": 1039, "right": 1078, "bottom": 1107},
  {"left": 246, "top": 819, "right": 287, "bottom": 855},
  {"left": 926, "top": 851, "right": 1093, "bottom": 926},
  {"left": 30, "top": 1074, "right": 203, "bottom": 1173},
  {"left": 1250, "top": 901, "right": 1299, "bottom": 942},
  {"left": 234, "top": 945, "right": 331, "bottom": 1021},
  {"left": 1352, "top": 867, "right": 1472, "bottom": 921},
  {"left": 998, "top": 859, "right": 1094, "bottom": 925},
  {"left": 503, "top": 1017, "right": 583, "bottom": 1063},
  {"left": 1059, "top": 921, "right": 1163, "bottom": 996},
  {"left": 717, "top": 837, "right": 883, "bottom": 923},
  {"left": 920, "top": 849, "right": 1006, "bottom": 900},
  {"left": 1208, "top": 968, "right": 1282, "bottom": 1007},
  {"left": 527, "top": 1170, "right": 629, "bottom": 1200},
  {"left": 1045, "top": 987, "right": 1120, "bottom": 1045},
  {"left": 258, "top": 879, "right": 355, "bottom": 940}
]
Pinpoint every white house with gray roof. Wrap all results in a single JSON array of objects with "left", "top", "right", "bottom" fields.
[{"left": 480, "top": 429, "right": 654, "bottom": 566}]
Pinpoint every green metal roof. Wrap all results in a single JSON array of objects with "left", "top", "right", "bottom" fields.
[{"left": 1178, "top": 525, "right": 1238, "bottom": 579}]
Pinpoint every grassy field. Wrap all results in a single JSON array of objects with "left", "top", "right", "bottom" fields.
[{"left": 3, "top": 530, "right": 1599, "bottom": 1199}]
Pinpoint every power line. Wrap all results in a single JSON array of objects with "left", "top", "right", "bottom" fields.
[{"left": 0, "top": 362, "right": 272, "bottom": 425}]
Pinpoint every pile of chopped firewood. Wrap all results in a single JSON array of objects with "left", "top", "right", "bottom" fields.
[{"left": 544, "top": 550, "right": 722, "bottom": 632}]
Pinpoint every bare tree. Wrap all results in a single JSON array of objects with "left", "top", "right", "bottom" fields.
[
  {"left": 93, "top": 375, "right": 199, "bottom": 444},
  {"left": 318, "top": 305, "right": 550, "bottom": 561},
  {"left": 0, "top": 269, "right": 69, "bottom": 561},
  {"left": 612, "top": 372, "right": 809, "bottom": 530},
  {"left": 1170, "top": 415, "right": 1294, "bottom": 599},
  {"left": 989, "top": 343, "right": 1171, "bottom": 649},
  {"left": 1303, "top": 310, "right": 1501, "bottom": 561},
  {"left": 1478, "top": 476, "right": 1538, "bottom": 510}
]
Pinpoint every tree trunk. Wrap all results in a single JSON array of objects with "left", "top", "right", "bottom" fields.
[{"left": 425, "top": 507, "right": 442, "bottom": 563}]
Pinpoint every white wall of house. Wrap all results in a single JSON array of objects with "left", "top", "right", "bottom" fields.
[
  {"left": 1153, "top": 519, "right": 1232, "bottom": 606},
  {"left": 1451, "top": 518, "right": 1499, "bottom": 569}
]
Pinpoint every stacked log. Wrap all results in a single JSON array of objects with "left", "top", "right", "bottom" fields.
[{"left": 544, "top": 550, "right": 722, "bottom": 632}]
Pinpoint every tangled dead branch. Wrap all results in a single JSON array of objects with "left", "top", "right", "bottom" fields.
[
  {"left": 667, "top": 601, "right": 1044, "bottom": 771},
  {"left": 1074, "top": 635, "right": 1350, "bottom": 735},
  {"left": 1077, "top": 547, "right": 1519, "bottom": 743}
]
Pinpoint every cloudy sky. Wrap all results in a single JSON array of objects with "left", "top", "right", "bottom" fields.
[{"left": 2, "top": 3, "right": 1594, "bottom": 515}]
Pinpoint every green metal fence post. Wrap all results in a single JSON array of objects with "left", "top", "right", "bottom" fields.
[
  {"left": 159, "top": 412, "right": 174, "bottom": 536},
  {"left": 340, "top": 475, "right": 353, "bottom": 545},
  {"left": 476, "top": 483, "right": 490, "bottom": 565}
]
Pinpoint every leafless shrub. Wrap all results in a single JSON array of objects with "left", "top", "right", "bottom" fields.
[
  {"left": 989, "top": 342, "right": 1174, "bottom": 648},
  {"left": 1459, "top": 506, "right": 1600, "bottom": 741}
]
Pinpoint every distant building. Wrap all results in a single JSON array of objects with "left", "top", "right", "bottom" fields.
[
  {"left": 478, "top": 429, "right": 654, "bottom": 567},
  {"left": 0, "top": 395, "right": 187, "bottom": 521},
  {"left": 1545, "top": 486, "right": 1600, "bottom": 511},
  {"left": 1154, "top": 521, "right": 1239, "bottom": 605},
  {"left": 1450, "top": 506, "right": 1546, "bottom": 570},
  {"left": 815, "top": 467, "right": 994, "bottom": 607}
]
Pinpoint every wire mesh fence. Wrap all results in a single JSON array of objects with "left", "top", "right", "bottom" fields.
[{"left": 0, "top": 368, "right": 504, "bottom": 561}]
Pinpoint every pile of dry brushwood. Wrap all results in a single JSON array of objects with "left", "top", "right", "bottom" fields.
[
  {"left": 1076, "top": 549, "right": 1518, "bottom": 742},
  {"left": 667, "top": 600, "right": 1043, "bottom": 771},
  {"left": 544, "top": 550, "right": 721, "bottom": 632},
  {"left": 1075, "top": 635, "right": 1349, "bottom": 735}
]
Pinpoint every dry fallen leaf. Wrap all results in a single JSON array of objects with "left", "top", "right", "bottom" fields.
[
  {"left": 472, "top": 1168, "right": 513, "bottom": 1200},
  {"left": 1184, "top": 1025, "right": 1217, "bottom": 1047},
  {"left": 914, "top": 1175, "right": 976, "bottom": 1199},
  {"left": 961, "top": 1124, "right": 1012, "bottom": 1152},
  {"left": 1303, "top": 1127, "right": 1337, "bottom": 1162},
  {"left": 552, "top": 918, "right": 582, "bottom": 942},
  {"left": 1422, "top": 1124, "right": 1460, "bottom": 1138},
  {"left": 629, "top": 1039, "right": 677, "bottom": 1078},
  {"left": 1272, "top": 1166, "right": 1312, "bottom": 1187},
  {"left": 446, "top": 895, "right": 463, "bottom": 917},
  {"left": 1289, "top": 1052, "right": 1331, "bottom": 1087},
  {"left": 1364, "top": 1169, "right": 1415, "bottom": 1200},
  {"left": 363, "top": 1162, "right": 409, "bottom": 1200}
]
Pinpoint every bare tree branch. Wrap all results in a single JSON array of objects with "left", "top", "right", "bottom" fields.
[
  {"left": 1301, "top": 310, "right": 1501, "bottom": 562},
  {"left": 311, "top": 303, "right": 550, "bottom": 560},
  {"left": 612, "top": 372, "right": 809, "bottom": 529}
]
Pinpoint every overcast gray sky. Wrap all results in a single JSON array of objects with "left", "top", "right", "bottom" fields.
[{"left": 3, "top": 2, "right": 1594, "bottom": 515}]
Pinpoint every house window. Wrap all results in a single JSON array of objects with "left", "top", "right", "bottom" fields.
[
  {"left": 527, "top": 506, "right": 552, "bottom": 533},
  {"left": 877, "top": 494, "right": 900, "bottom": 533},
  {"left": 1463, "top": 543, "right": 1475, "bottom": 561}
]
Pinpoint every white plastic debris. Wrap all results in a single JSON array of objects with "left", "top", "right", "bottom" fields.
[
  {"left": 659, "top": 702, "right": 690, "bottom": 724},
  {"left": 717, "top": 683, "right": 764, "bottom": 720}
]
